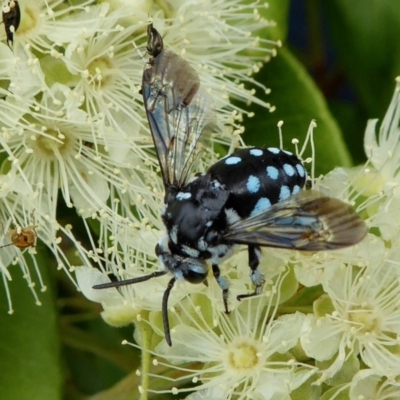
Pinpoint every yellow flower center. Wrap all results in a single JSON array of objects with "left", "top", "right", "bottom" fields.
[
  {"left": 17, "top": 4, "right": 39, "bottom": 37},
  {"left": 347, "top": 304, "right": 381, "bottom": 334},
  {"left": 87, "top": 57, "right": 114, "bottom": 88},
  {"left": 32, "top": 127, "right": 75, "bottom": 159},
  {"left": 226, "top": 340, "right": 260, "bottom": 372}
]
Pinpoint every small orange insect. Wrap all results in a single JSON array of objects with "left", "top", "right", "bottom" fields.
[
  {"left": 1, "top": 212, "right": 37, "bottom": 250},
  {"left": 7, "top": 224, "right": 37, "bottom": 249}
]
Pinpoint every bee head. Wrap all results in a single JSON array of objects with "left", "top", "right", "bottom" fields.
[{"left": 156, "top": 238, "right": 208, "bottom": 284}]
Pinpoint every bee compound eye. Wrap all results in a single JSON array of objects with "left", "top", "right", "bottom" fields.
[
  {"left": 205, "top": 229, "right": 219, "bottom": 245},
  {"left": 182, "top": 261, "right": 208, "bottom": 284}
]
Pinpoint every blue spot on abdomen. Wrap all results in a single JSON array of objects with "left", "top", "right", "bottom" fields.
[
  {"left": 268, "top": 147, "right": 280, "bottom": 155},
  {"left": 225, "top": 156, "right": 241, "bottom": 165},
  {"left": 250, "top": 148, "right": 263, "bottom": 156},
  {"left": 206, "top": 147, "right": 307, "bottom": 219},
  {"left": 251, "top": 197, "right": 271, "bottom": 216},
  {"left": 283, "top": 164, "right": 295, "bottom": 176},
  {"left": 296, "top": 164, "right": 306, "bottom": 178},
  {"left": 246, "top": 175, "right": 260, "bottom": 193},
  {"left": 266, "top": 166, "right": 279, "bottom": 180},
  {"left": 279, "top": 186, "right": 291, "bottom": 201}
]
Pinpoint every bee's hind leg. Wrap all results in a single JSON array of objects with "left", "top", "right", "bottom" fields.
[{"left": 237, "top": 245, "right": 265, "bottom": 301}]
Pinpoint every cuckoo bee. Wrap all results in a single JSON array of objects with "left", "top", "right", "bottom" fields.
[{"left": 94, "top": 24, "right": 367, "bottom": 346}]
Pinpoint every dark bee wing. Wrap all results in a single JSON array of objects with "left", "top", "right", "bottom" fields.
[
  {"left": 224, "top": 190, "right": 368, "bottom": 250},
  {"left": 142, "top": 24, "right": 215, "bottom": 188}
]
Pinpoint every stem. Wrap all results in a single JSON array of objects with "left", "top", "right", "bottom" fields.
[{"left": 137, "top": 312, "right": 152, "bottom": 400}]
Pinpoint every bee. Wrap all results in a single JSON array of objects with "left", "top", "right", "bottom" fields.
[
  {"left": 94, "top": 24, "right": 368, "bottom": 346},
  {"left": 2, "top": 0, "right": 20, "bottom": 48}
]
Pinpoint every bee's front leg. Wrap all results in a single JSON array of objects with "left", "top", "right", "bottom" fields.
[{"left": 212, "top": 263, "right": 230, "bottom": 314}]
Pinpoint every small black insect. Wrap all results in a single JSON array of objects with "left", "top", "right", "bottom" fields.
[
  {"left": 2, "top": 0, "right": 20, "bottom": 48},
  {"left": 94, "top": 24, "right": 368, "bottom": 346}
]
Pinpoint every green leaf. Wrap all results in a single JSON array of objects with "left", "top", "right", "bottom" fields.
[
  {"left": 0, "top": 253, "right": 61, "bottom": 400},
  {"left": 243, "top": 47, "right": 352, "bottom": 174},
  {"left": 322, "top": 0, "right": 400, "bottom": 117},
  {"left": 62, "top": 321, "right": 141, "bottom": 395}
]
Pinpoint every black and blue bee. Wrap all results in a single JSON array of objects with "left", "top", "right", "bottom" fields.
[
  {"left": 2, "top": 0, "right": 20, "bottom": 48},
  {"left": 95, "top": 24, "right": 368, "bottom": 346}
]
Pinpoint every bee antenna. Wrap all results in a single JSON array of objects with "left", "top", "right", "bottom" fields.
[
  {"left": 162, "top": 277, "right": 176, "bottom": 347},
  {"left": 92, "top": 270, "right": 167, "bottom": 289}
]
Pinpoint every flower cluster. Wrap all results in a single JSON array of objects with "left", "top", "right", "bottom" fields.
[
  {"left": 76, "top": 79, "right": 400, "bottom": 399},
  {"left": 2, "top": 0, "right": 400, "bottom": 399},
  {"left": 0, "top": 0, "right": 274, "bottom": 309}
]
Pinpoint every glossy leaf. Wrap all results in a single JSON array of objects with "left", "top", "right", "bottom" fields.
[
  {"left": 0, "top": 254, "right": 61, "bottom": 400},
  {"left": 322, "top": 0, "right": 400, "bottom": 117},
  {"left": 243, "top": 47, "right": 352, "bottom": 174}
]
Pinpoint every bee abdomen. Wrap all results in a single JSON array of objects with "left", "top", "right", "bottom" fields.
[{"left": 207, "top": 147, "right": 307, "bottom": 219}]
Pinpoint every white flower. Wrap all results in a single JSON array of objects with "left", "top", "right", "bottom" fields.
[
  {"left": 350, "top": 77, "right": 400, "bottom": 240},
  {"left": 71, "top": 213, "right": 203, "bottom": 330},
  {"left": 300, "top": 244, "right": 400, "bottom": 381},
  {"left": 273, "top": 164, "right": 374, "bottom": 288},
  {"left": 0, "top": 171, "right": 57, "bottom": 312},
  {"left": 144, "top": 277, "right": 316, "bottom": 399},
  {"left": 156, "top": 0, "right": 277, "bottom": 124},
  {"left": 292, "top": 232, "right": 383, "bottom": 287},
  {"left": 0, "top": 83, "right": 145, "bottom": 217},
  {"left": 184, "top": 387, "right": 229, "bottom": 400},
  {"left": 363, "top": 77, "right": 400, "bottom": 192},
  {"left": 0, "top": 42, "right": 16, "bottom": 82},
  {"left": 75, "top": 266, "right": 141, "bottom": 327},
  {"left": 8, "top": 0, "right": 100, "bottom": 49},
  {"left": 61, "top": 9, "right": 147, "bottom": 143},
  {"left": 349, "top": 370, "right": 400, "bottom": 400},
  {"left": 2, "top": 1, "right": 106, "bottom": 97}
]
